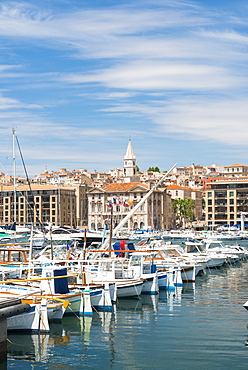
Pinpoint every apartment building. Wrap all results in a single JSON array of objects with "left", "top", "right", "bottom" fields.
[
  {"left": 0, "top": 184, "right": 77, "bottom": 227},
  {"left": 205, "top": 177, "right": 248, "bottom": 227}
]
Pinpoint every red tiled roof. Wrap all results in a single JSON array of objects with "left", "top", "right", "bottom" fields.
[
  {"left": 101, "top": 182, "right": 148, "bottom": 192},
  {"left": 225, "top": 163, "right": 247, "bottom": 167}
]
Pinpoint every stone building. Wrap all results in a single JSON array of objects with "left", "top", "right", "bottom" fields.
[
  {"left": 88, "top": 182, "right": 174, "bottom": 231},
  {"left": 166, "top": 184, "right": 203, "bottom": 222},
  {"left": 87, "top": 140, "right": 175, "bottom": 231}
]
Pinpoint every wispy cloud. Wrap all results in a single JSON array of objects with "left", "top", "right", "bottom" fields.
[{"left": 0, "top": 0, "right": 248, "bottom": 173}]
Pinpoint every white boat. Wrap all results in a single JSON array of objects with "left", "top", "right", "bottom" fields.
[
  {"left": 44, "top": 226, "right": 104, "bottom": 247},
  {"left": 243, "top": 300, "right": 248, "bottom": 311},
  {"left": 115, "top": 279, "right": 143, "bottom": 298},
  {"left": 201, "top": 240, "right": 241, "bottom": 264},
  {"left": 7, "top": 299, "right": 49, "bottom": 333}
]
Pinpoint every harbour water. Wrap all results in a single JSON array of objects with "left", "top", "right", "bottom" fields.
[{"left": 4, "top": 242, "right": 248, "bottom": 369}]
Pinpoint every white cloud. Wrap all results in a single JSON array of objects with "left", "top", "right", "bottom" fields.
[
  {"left": 63, "top": 61, "right": 244, "bottom": 91},
  {"left": 1, "top": 0, "right": 248, "bottom": 172},
  {"left": 100, "top": 95, "right": 248, "bottom": 146},
  {"left": 0, "top": 94, "right": 42, "bottom": 109}
]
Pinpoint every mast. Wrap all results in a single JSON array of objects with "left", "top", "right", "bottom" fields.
[
  {"left": 12, "top": 128, "right": 17, "bottom": 236},
  {"left": 98, "top": 163, "right": 177, "bottom": 253}
]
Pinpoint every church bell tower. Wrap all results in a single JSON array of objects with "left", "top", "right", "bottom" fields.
[{"left": 123, "top": 139, "right": 140, "bottom": 182}]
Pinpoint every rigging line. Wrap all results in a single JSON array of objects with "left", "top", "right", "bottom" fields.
[{"left": 15, "top": 134, "right": 44, "bottom": 229}]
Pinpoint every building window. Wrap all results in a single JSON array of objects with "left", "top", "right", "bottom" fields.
[
  {"left": 230, "top": 199, "right": 234, "bottom": 205},
  {"left": 207, "top": 192, "right": 212, "bottom": 198},
  {"left": 208, "top": 199, "right": 212, "bottom": 205},
  {"left": 229, "top": 191, "right": 234, "bottom": 197},
  {"left": 92, "top": 204, "right": 95, "bottom": 212}
]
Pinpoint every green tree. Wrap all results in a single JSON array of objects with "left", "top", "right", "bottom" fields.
[
  {"left": 147, "top": 166, "right": 160, "bottom": 172},
  {"left": 172, "top": 198, "right": 195, "bottom": 228}
]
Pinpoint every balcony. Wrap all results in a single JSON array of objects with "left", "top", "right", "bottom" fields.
[
  {"left": 215, "top": 193, "right": 227, "bottom": 198},
  {"left": 237, "top": 192, "right": 248, "bottom": 198},
  {"left": 215, "top": 200, "right": 227, "bottom": 205},
  {"left": 215, "top": 215, "right": 228, "bottom": 220},
  {"left": 215, "top": 208, "right": 227, "bottom": 213}
]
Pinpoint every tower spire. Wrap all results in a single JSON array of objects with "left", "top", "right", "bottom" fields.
[
  {"left": 124, "top": 139, "right": 136, "bottom": 160},
  {"left": 123, "top": 139, "right": 139, "bottom": 182}
]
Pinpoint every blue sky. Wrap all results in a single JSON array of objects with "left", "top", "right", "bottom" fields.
[{"left": 1, "top": 0, "right": 248, "bottom": 176}]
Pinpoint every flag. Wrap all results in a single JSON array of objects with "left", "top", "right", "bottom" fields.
[
  {"left": 106, "top": 201, "right": 113, "bottom": 207},
  {"left": 123, "top": 201, "right": 129, "bottom": 207},
  {"left": 128, "top": 200, "right": 133, "bottom": 205},
  {"left": 113, "top": 198, "right": 117, "bottom": 204}
]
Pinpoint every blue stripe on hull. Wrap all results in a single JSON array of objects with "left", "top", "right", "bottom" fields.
[{"left": 93, "top": 305, "right": 112, "bottom": 311}]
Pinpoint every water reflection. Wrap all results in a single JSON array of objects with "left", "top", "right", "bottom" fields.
[
  {"left": 6, "top": 295, "right": 161, "bottom": 366},
  {"left": 158, "top": 284, "right": 195, "bottom": 312},
  {"left": 6, "top": 259, "right": 248, "bottom": 369},
  {"left": 8, "top": 333, "right": 50, "bottom": 363}
]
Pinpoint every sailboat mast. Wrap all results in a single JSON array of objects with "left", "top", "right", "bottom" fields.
[{"left": 12, "top": 128, "right": 17, "bottom": 228}]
